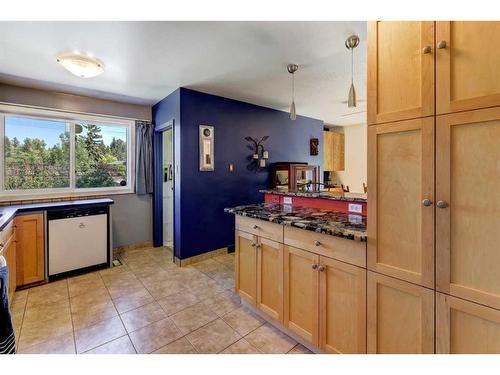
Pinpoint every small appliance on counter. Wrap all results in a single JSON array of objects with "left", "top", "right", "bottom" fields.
[
  {"left": 269, "top": 162, "right": 321, "bottom": 192},
  {"left": 48, "top": 205, "right": 111, "bottom": 279}
]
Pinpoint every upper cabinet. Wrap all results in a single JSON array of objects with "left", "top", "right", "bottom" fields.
[
  {"left": 368, "top": 21, "right": 435, "bottom": 125},
  {"left": 323, "top": 131, "right": 344, "bottom": 172},
  {"left": 436, "top": 21, "right": 500, "bottom": 114}
]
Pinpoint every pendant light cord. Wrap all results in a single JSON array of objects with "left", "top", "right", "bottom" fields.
[
  {"left": 351, "top": 47, "right": 354, "bottom": 85},
  {"left": 292, "top": 72, "right": 295, "bottom": 102}
]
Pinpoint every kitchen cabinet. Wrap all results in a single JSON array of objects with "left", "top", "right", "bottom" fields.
[
  {"left": 1, "top": 222, "right": 17, "bottom": 303},
  {"left": 256, "top": 237, "right": 284, "bottom": 322},
  {"left": 323, "top": 131, "right": 344, "bottom": 172},
  {"left": 436, "top": 21, "right": 500, "bottom": 115},
  {"left": 367, "top": 117, "right": 434, "bottom": 288},
  {"left": 319, "top": 257, "right": 366, "bottom": 354},
  {"left": 436, "top": 107, "right": 500, "bottom": 309},
  {"left": 235, "top": 230, "right": 257, "bottom": 305},
  {"left": 436, "top": 293, "right": 500, "bottom": 353},
  {"left": 367, "top": 271, "right": 434, "bottom": 354},
  {"left": 284, "top": 246, "right": 320, "bottom": 346},
  {"left": 368, "top": 21, "right": 435, "bottom": 125},
  {"left": 15, "top": 213, "right": 45, "bottom": 286}
]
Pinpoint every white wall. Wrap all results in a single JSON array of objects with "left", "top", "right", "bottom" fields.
[{"left": 332, "top": 123, "right": 367, "bottom": 193}]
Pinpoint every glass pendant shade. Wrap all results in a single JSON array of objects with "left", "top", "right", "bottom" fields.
[
  {"left": 348, "top": 82, "right": 356, "bottom": 108},
  {"left": 290, "top": 100, "right": 296, "bottom": 120}
]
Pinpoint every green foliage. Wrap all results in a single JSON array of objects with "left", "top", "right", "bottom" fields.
[{"left": 5, "top": 123, "right": 127, "bottom": 190}]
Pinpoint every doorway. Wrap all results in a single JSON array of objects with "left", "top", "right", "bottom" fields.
[{"left": 162, "top": 127, "right": 174, "bottom": 248}]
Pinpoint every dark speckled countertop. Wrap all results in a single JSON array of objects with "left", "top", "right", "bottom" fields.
[
  {"left": 225, "top": 203, "right": 367, "bottom": 242},
  {"left": 0, "top": 198, "right": 114, "bottom": 230}
]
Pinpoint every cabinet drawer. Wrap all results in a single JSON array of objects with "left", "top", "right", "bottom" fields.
[
  {"left": 235, "top": 216, "right": 283, "bottom": 242},
  {"left": 0, "top": 220, "right": 15, "bottom": 247},
  {"left": 284, "top": 226, "right": 366, "bottom": 268}
]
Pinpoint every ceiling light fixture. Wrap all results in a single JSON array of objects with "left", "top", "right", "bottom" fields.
[
  {"left": 56, "top": 52, "right": 105, "bottom": 78},
  {"left": 287, "top": 63, "right": 298, "bottom": 121},
  {"left": 345, "top": 34, "right": 360, "bottom": 108}
]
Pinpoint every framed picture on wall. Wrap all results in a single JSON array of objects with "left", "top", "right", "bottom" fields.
[{"left": 199, "top": 125, "right": 214, "bottom": 171}]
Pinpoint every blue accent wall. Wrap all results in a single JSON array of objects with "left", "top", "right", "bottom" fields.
[{"left": 153, "top": 87, "right": 324, "bottom": 260}]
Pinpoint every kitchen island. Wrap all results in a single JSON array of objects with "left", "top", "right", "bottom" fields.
[{"left": 226, "top": 202, "right": 367, "bottom": 353}]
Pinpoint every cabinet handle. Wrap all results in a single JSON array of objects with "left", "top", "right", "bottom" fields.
[
  {"left": 437, "top": 200, "right": 448, "bottom": 209},
  {"left": 252, "top": 225, "right": 260, "bottom": 230},
  {"left": 422, "top": 198, "right": 433, "bottom": 207},
  {"left": 437, "top": 40, "right": 447, "bottom": 49},
  {"left": 422, "top": 46, "right": 432, "bottom": 54},
  {"left": 314, "top": 240, "right": 321, "bottom": 247},
  {"left": 318, "top": 265, "right": 325, "bottom": 272},
  {"left": 311, "top": 264, "right": 318, "bottom": 270},
  {"left": 0, "top": 243, "right": 4, "bottom": 248},
  {"left": 251, "top": 243, "right": 256, "bottom": 247}
]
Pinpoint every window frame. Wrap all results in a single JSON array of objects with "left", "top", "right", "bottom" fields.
[{"left": 0, "top": 104, "right": 136, "bottom": 201}]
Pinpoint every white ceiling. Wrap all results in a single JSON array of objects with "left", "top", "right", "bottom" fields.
[{"left": 0, "top": 21, "right": 367, "bottom": 126}]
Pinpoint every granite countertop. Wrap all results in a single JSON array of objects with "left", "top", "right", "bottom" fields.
[
  {"left": 0, "top": 198, "right": 114, "bottom": 230},
  {"left": 225, "top": 203, "right": 367, "bottom": 242},
  {"left": 260, "top": 189, "right": 367, "bottom": 203}
]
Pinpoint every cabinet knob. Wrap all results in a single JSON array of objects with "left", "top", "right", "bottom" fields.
[
  {"left": 311, "top": 264, "right": 318, "bottom": 270},
  {"left": 314, "top": 240, "right": 321, "bottom": 247},
  {"left": 437, "top": 40, "right": 447, "bottom": 49},
  {"left": 0, "top": 243, "right": 4, "bottom": 248},
  {"left": 251, "top": 243, "right": 256, "bottom": 247},
  {"left": 252, "top": 225, "right": 259, "bottom": 230},
  {"left": 422, "top": 198, "right": 433, "bottom": 207},
  {"left": 318, "top": 265, "right": 325, "bottom": 272},
  {"left": 422, "top": 45, "right": 432, "bottom": 54},
  {"left": 437, "top": 200, "right": 448, "bottom": 209}
]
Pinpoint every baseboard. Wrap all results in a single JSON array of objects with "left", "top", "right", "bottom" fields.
[
  {"left": 113, "top": 240, "right": 154, "bottom": 254},
  {"left": 241, "top": 300, "right": 323, "bottom": 354},
  {"left": 174, "top": 247, "right": 228, "bottom": 267}
]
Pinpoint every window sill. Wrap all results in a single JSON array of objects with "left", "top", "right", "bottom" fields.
[{"left": 0, "top": 188, "right": 135, "bottom": 204}]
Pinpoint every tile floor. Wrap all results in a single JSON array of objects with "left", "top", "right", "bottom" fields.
[{"left": 11, "top": 247, "right": 312, "bottom": 354}]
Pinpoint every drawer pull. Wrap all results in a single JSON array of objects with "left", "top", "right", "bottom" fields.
[
  {"left": 252, "top": 225, "right": 260, "bottom": 230},
  {"left": 314, "top": 240, "right": 321, "bottom": 247},
  {"left": 311, "top": 264, "right": 318, "bottom": 270},
  {"left": 318, "top": 265, "right": 325, "bottom": 272},
  {"left": 437, "top": 40, "right": 447, "bottom": 49},
  {"left": 437, "top": 200, "right": 448, "bottom": 209},
  {"left": 251, "top": 243, "right": 256, "bottom": 247},
  {"left": 422, "top": 45, "right": 432, "bottom": 54}
]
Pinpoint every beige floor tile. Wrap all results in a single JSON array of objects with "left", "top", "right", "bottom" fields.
[
  {"left": 170, "top": 302, "right": 218, "bottom": 335},
  {"left": 112, "top": 287, "right": 154, "bottom": 314},
  {"left": 221, "top": 338, "right": 261, "bottom": 354},
  {"left": 153, "top": 337, "right": 198, "bottom": 354},
  {"left": 23, "top": 299, "right": 71, "bottom": 326},
  {"left": 186, "top": 279, "right": 228, "bottom": 300},
  {"left": 186, "top": 319, "right": 241, "bottom": 354},
  {"left": 26, "top": 281, "right": 69, "bottom": 308},
  {"left": 288, "top": 343, "right": 313, "bottom": 354},
  {"left": 121, "top": 302, "right": 167, "bottom": 333},
  {"left": 11, "top": 308, "right": 25, "bottom": 332},
  {"left": 71, "top": 300, "right": 118, "bottom": 331},
  {"left": 70, "top": 287, "right": 112, "bottom": 313},
  {"left": 99, "top": 265, "right": 132, "bottom": 281},
  {"left": 107, "top": 280, "right": 145, "bottom": 300},
  {"left": 18, "top": 314, "right": 73, "bottom": 350},
  {"left": 190, "top": 259, "right": 229, "bottom": 278},
  {"left": 222, "top": 307, "right": 265, "bottom": 336},
  {"left": 210, "top": 269, "right": 234, "bottom": 286},
  {"left": 156, "top": 291, "right": 199, "bottom": 316},
  {"left": 74, "top": 316, "right": 126, "bottom": 353},
  {"left": 144, "top": 279, "right": 186, "bottom": 300},
  {"left": 129, "top": 317, "right": 183, "bottom": 354},
  {"left": 213, "top": 253, "right": 235, "bottom": 268},
  {"left": 68, "top": 272, "right": 105, "bottom": 298},
  {"left": 202, "top": 290, "right": 241, "bottom": 317},
  {"left": 101, "top": 271, "right": 138, "bottom": 288},
  {"left": 18, "top": 333, "right": 76, "bottom": 354},
  {"left": 244, "top": 324, "right": 296, "bottom": 354},
  {"left": 11, "top": 290, "right": 28, "bottom": 312},
  {"left": 84, "top": 335, "right": 136, "bottom": 354}
]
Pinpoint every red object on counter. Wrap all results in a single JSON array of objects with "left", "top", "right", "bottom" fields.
[{"left": 264, "top": 193, "right": 367, "bottom": 216}]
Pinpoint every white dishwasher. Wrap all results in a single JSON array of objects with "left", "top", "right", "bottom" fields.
[{"left": 48, "top": 206, "right": 109, "bottom": 278}]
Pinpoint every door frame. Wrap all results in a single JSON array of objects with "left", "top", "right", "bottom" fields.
[{"left": 153, "top": 119, "right": 175, "bottom": 254}]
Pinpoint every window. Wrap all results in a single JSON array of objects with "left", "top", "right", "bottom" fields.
[{"left": 1, "top": 108, "right": 134, "bottom": 198}]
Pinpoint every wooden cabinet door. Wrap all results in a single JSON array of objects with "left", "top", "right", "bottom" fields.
[
  {"left": 368, "top": 21, "right": 434, "bottom": 125},
  {"left": 323, "top": 131, "right": 334, "bottom": 171},
  {"left": 436, "top": 293, "right": 500, "bottom": 353},
  {"left": 367, "top": 272, "right": 434, "bottom": 353},
  {"left": 284, "top": 245, "right": 319, "bottom": 346},
  {"left": 15, "top": 213, "right": 44, "bottom": 286},
  {"left": 235, "top": 230, "right": 257, "bottom": 305},
  {"left": 436, "top": 21, "right": 500, "bottom": 115},
  {"left": 256, "top": 237, "right": 284, "bottom": 322},
  {"left": 367, "top": 118, "right": 434, "bottom": 287},
  {"left": 319, "top": 257, "right": 366, "bottom": 354},
  {"left": 436, "top": 107, "right": 500, "bottom": 309}
]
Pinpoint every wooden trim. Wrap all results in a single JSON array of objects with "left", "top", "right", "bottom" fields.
[
  {"left": 367, "top": 118, "right": 435, "bottom": 288},
  {"left": 174, "top": 247, "right": 228, "bottom": 267},
  {"left": 235, "top": 230, "right": 257, "bottom": 305},
  {"left": 436, "top": 22, "right": 500, "bottom": 115},
  {"left": 367, "top": 21, "right": 435, "bottom": 125}
]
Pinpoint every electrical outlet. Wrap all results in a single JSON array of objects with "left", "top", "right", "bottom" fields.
[
  {"left": 348, "top": 214, "right": 363, "bottom": 224},
  {"left": 348, "top": 203, "right": 362, "bottom": 213},
  {"left": 283, "top": 197, "right": 293, "bottom": 205}
]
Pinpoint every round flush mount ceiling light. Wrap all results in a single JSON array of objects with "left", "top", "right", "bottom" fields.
[{"left": 56, "top": 53, "right": 105, "bottom": 78}]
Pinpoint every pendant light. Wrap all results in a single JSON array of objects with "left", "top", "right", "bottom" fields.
[
  {"left": 345, "top": 35, "right": 360, "bottom": 108},
  {"left": 287, "top": 63, "right": 298, "bottom": 120}
]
